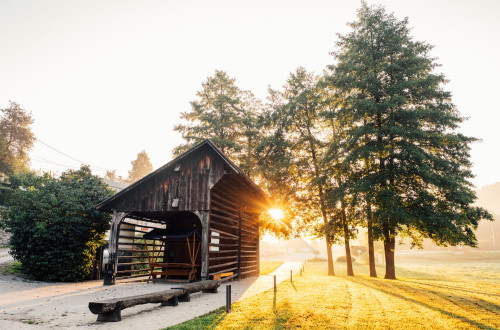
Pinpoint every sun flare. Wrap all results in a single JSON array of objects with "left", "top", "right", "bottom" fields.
[{"left": 268, "top": 208, "right": 285, "bottom": 220}]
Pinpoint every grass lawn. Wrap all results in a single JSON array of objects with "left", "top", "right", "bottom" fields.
[
  {"left": 259, "top": 261, "right": 284, "bottom": 275},
  {"left": 167, "top": 251, "right": 500, "bottom": 329}
]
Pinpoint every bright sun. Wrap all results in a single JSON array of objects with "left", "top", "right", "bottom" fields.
[{"left": 268, "top": 208, "right": 285, "bottom": 220}]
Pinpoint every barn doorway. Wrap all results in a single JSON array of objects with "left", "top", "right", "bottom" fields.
[{"left": 114, "top": 211, "right": 202, "bottom": 281}]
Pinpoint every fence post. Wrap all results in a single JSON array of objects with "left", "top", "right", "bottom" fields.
[
  {"left": 274, "top": 275, "right": 277, "bottom": 293},
  {"left": 290, "top": 270, "right": 292, "bottom": 282},
  {"left": 226, "top": 285, "right": 231, "bottom": 313}
]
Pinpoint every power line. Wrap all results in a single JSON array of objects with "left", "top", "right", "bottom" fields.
[
  {"left": 35, "top": 138, "right": 87, "bottom": 165},
  {"left": 1, "top": 109, "right": 112, "bottom": 174},
  {"left": 34, "top": 139, "right": 110, "bottom": 172},
  {"left": 30, "top": 156, "right": 82, "bottom": 170}
]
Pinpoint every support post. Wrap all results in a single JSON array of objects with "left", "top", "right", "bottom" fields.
[
  {"left": 106, "top": 211, "right": 127, "bottom": 285},
  {"left": 237, "top": 207, "right": 242, "bottom": 280},
  {"left": 274, "top": 275, "right": 277, "bottom": 293},
  {"left": 196, "top": 211, "right": 210, "bottom": 280}
]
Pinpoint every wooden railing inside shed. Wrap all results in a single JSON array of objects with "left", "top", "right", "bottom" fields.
[{"left": 115, "top": 219, "right": 165, "bottom": 278}]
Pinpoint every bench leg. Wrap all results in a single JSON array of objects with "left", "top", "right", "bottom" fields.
[
  {"left": 97, "top": 308, "right": 121, "bottom": 322},
  {"left": 178, "top": 292, "right": 190, "bottom": 302},
  {"left": 202, "top": 286, "right": 218, "bottom": 293},
  {"left": 161, "top": 295, "right": 179, "bottom": 307}
]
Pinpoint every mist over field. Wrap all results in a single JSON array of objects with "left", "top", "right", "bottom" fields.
[{"left": 261, "top": 182, "right": 500, "bottom": 262}]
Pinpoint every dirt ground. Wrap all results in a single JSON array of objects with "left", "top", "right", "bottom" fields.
[{"left": 0, "top": 253, "right": 303, "bottom": 330}]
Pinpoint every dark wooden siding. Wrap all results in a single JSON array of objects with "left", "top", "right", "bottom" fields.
[
  {"left": 104, "top": 146, "right": 229, "bottom": 213},
  {"left": 208, "top": 188, "right": 241, "bottom": 278},
  {"left": 208, "top": 176, "right": 260, "bottom": 279}
]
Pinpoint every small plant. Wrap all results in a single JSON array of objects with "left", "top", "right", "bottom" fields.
[{"left": 1, "top": 261, "right": 22, "bottom": 275}]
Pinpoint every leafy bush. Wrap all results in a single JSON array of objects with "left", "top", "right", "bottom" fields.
[
  {"left": 0, "top": 185, "right": 13, "bottom": 206},
  {"left": 1, "top": 166, "right": 113, "bottom": 282}
]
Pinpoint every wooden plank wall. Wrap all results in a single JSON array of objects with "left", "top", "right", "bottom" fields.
[
  {"left": 208, "top": 183, "right": 260, "bottom": 279},
  {"left": 239, "top": 207, "right": 260, "bottom": 278}
]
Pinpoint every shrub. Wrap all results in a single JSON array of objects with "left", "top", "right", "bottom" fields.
[
  {"left": 1, "top": 166, "right": 113, "bottom": 282},
  {"left": 0, "top": 185, "right": 13, "bottom": 206}
]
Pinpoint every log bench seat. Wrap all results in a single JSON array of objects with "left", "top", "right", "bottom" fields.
[{"left": 88, "top": 280, "right": 221, "bottom": 322}]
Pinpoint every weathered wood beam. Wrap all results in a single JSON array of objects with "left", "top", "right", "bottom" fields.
[
  {"left": 89, "top": 289, "right": 184, "bottom": 321},
  {"left": 89, "top": 280, "right": 221, "bottom": 322}
]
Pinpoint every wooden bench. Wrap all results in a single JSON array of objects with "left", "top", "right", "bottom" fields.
[{"left": 88, "top": 280, "right": 220, "bottom": 322}]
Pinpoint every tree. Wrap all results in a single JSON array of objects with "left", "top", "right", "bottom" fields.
[
  {"left": 238, "top": 90, "right": 263, "bottom": 178},
  {"left": 128, "top": 150, "right": 153, "bottom": 183},
  {"left": 320, "top": 84, "right": 358, "bottom": 277},
  {"left": 328, "top": 2, "right": 492, "bottom": 279},
  {"left": 105, "top": 169, "right": 128, "bottom": 183},
  {"left": 263, "top": 68, "right": 335, "bottom": 275},
  {"left": 1, "top": 166, "right": 113, "bottom": 282},
  {"left": 0, "top": 101, "right": 35, "bottom": 174},
  {"left": 174, "top": 70, "right": 243, "bottom": 157},
  {"left": 174, "top": 70, "right": 263, "bottom": 177}
]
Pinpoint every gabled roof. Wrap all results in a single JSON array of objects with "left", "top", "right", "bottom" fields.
[{"left": 97, "top": 138, "right": 267, "bottom": 211}]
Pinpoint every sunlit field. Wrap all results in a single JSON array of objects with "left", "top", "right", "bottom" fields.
[
  {"left": 259, "top": 261, "right": 284, "bottom": 275},
  {"left": 168, "top": 251, "right": 500, "bottom": 329}
]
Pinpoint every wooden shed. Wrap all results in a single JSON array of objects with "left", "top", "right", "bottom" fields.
[{"left": 97, "top": 139, "right": 268, "bottom": 282}]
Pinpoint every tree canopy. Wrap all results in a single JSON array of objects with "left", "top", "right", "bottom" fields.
[
  {"left": 327, "top": 2, "right": 492, "bottom": 278},
  {"left": 174, "top": 70, "right": 262, "bottom": 177},
  {"left": 0, "top": 101, "right": 35, "bottom": 175},
  {"left": 128, "top": 150, "right": 153, "bottom": 183}
]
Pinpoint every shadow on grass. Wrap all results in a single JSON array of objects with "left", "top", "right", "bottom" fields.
[
  {"left": 402, "top": 280, "right": 500, "bottom": 299},
  {"left": 271, "top": 300, "right": 292, "bottom": 329},
  {"left": 165, "top": 307, "right": 226, "bottom": 330},
  {"left": 344, "top": 276, "right": 497, "bottom": 330}
]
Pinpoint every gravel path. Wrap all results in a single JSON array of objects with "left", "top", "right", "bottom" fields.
[{"left": 0, "top": 259, "right": 304, "bottom": 329}]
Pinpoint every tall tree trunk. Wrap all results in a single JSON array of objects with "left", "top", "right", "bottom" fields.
[
  {"left": 342, "top": 207, "right": 354, "bottom": 276},
  {"left": 308, "top": 134, "right": 334, "bottom": 276},
  {"left": 343, "top": 227, "right": 354, "bottom": 276},
  {"left": 367, "top": 205, "right": 377, "bottom": 278},
  {"left": 382, "top": 222, "right": 396, "bottom": 279},
  {"left": 325, "top": 237, "right": 335, "bottom": 276},
  {"left": 320, "top": 195, "right": 334, "bottom": 276}
]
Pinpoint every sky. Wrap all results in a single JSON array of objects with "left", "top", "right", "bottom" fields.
[{"left": 1, "top": 0, "right": 499, "bottom": 189}]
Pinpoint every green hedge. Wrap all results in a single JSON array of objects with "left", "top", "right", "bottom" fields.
[{"left": 1, "top": 166, "right": 113, "bottom": 282}]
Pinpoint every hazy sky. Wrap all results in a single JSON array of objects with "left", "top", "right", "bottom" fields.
[{"left": 1, "top": 0, "right": 499, "bottom": 188}]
